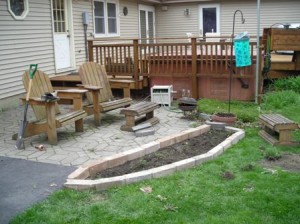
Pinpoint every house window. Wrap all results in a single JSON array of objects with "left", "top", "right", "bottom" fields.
[
  {"left": 94, "top": 0, "right": 119, "bottom": 37},
  {"left": 8, "top": 0, "right": 29, "bottom": 20}
]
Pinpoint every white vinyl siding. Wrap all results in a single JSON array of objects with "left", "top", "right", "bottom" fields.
[
  {"left": 220, "top": 0, "right": 300, "bottom": 38},
  {"left": 155, "top": 3, "right": 199, "bottom": 38},
  {"left": 119, "top": 0, "right": 139, "bottom": 38},
  {"left": 72, "top": 1, "right": 94, "bottom": 67},
  {"left": 0, "top": 0, "right": 55, "bottom": 100},
  {"left": 155, "top": 0, "right": 300, "bottom": 39}
]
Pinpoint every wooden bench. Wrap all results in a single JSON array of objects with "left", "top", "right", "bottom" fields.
[
  {"left": 259, "top": 114, "right": 299, "bottom": 145},
  {"left": 120, "top": 102, "right": 160, "bottom": 131}
]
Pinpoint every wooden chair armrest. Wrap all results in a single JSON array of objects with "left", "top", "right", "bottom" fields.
[
  {"left": 109, "top": 79, "right": 134, "bottom": 87},
  {"left": 76, "top": 84, "right": 102, "bottom": 91},
  {"left": 56, "top": 89, "right": 87, "bottom": 110},
  {"left": 20, "top": 97, "right": 59, "bottom": 106},
  {"left": 109, "top": 80, "right": 133, "bottom": 98}
]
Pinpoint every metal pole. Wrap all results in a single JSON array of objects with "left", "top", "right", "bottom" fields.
[
  {"left": 229, "top": 10, "right": 245, "bottom": 114},
  {"left": 255, "top": 0, "right": 261, "bottom": 104}
]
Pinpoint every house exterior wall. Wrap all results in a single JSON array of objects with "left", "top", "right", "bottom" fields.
[
  {"left": 0, "top": 0, "right": 55, "bottom": 102},
  {"left": 0, "top": 0, "right": 142, "bottom": 109},
  {"left": 155, "top": 0, "right": 300, "bottom": 38}
]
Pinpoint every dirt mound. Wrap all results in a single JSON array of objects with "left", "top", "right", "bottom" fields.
[{"left": 261, "top": 153, "right": 300, "bottom": 172}]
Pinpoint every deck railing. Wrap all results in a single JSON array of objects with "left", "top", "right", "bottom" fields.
[{"left": 88, "top": 37, "right": 261, "bottom": 98}]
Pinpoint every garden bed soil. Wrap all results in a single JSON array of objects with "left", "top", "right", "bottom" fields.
[{"left": 95, "top": 130, "right": 230, "bottom": 179}]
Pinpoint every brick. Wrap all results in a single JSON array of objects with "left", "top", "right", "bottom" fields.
[
  {"left": 219, "top": 139, "right": 232, "bottom": 151},
  {"left": 135, "top": 128, "right": 155, "bottom": 137},
  {"left": 141, "top": 141, "right": 160, "bottom": 155},
  {"left": 64, "top": 179, "right": 95, "bottom": 191},
  {"left": 125, "top": 170, "right": 153, "bottom": 184},
  {"left": 106, "top": 152, "right": 129, "bottom": 169},
  {"left": 94, "top": 176, "right": 125, "bottom": 191},
  {"left": 188, "top": 124, "right": 210, "bottom": 138},
  {"left": 207, "top": 145, "right": 224, "bottom": 158},
  {"left": 88, "top": 159, "right": 109, "bottom": 177},
  {"left": 174, "top": 158, "right": 196, "bottom": 171},
  {"left": 158, "top": 134, "right": 177, "bottom": 148},
  {"left": 205, "top": 121, "right": 226, "bottom": 131},
  {"left": 68, "top": 166, "right": 90, "bottom": 179},
  {"left": 193, "top": 153, "right": 213, "bottom": 166},
  {"left": 123, "top": 147, "right": 145, "bottom": 161},
  {"left": 152, "top": 164, "right": 176, "bottom": 178}
]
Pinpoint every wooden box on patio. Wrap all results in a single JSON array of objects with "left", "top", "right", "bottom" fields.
[{"left": 259, "top": 114, "right": 299, "bottom": 146}]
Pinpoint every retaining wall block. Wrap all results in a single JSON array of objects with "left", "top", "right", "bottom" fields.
[
  {"left": 141, "top": 141, "right": 160, "bottom": 155},
  {"left": 64, "top": 179, "right": 96, "bottom": 191},
  {"left": 106, "top": 152, "right": 129, "bottom": 169},
  {"left": 94, "top": 176, "right": 125, "bottom": 191},
  {"left": 151, "top": 164, "right": 177, "bottom": 178},
  {"left": 88, "top": 159, "right": 109, "bottom": 177},
  {"left": 194, "top": 153, "right": 213, "bottom": 166},
  {"left": 68, "top": 166, "right": 90, "bottom": 180},
  {"left": 123, "top": 146, "right": 146, "bottom": 161},
  {"left": 207, "top": 145, "right": 224, "bottom": 158},
  {"left": 174, "top": 158, "right": 196, "bottom": 171},
  {"left": 124, "top": 170, "right": 153, "bottom": 184},
  {"left": 188, "top": 124, "right": 210, "bottom": 138}
]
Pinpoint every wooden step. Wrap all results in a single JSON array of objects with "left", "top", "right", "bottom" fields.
[{"left": 259, "top": 130, "right": 278, "bottom": 145}]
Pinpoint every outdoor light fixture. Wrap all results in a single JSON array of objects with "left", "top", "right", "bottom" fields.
[{"left": 184, "top": 9, "right": 190, "bottom": 16}]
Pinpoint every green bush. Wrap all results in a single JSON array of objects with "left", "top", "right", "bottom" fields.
[
  {"left": 261, "top": 90, "right": 299, "bottom": 110},
  {"left": 272, "top": 76, "right": 300, "bottom": 94}
]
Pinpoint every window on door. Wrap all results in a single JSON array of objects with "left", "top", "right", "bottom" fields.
[
  {"left": 199, "top": 4, "right": 220, "bottom": 36},
  {"left": 53, "top": 0, "right": 66, "bottom": 33},
  {"left": 94, "top": 0, "right": 119, "bottom": 37}
]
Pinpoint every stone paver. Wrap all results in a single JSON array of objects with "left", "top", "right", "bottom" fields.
[{"left": 0, "top": 103, "right": 192, "bottom": 167}]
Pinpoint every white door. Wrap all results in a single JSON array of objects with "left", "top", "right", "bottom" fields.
[
  {"left": 52, "top": 0, "right": 73, "bottom": 70},
  {"left": 199, "top": 4, "right": 220, "bottom": 36},
  {"left": 139, "top": 5, "right": 155, "bottom": 44}
]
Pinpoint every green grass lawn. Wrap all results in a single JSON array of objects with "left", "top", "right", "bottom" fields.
[{"left": 11, "top": 86, "right": 300, "bottom": 224}]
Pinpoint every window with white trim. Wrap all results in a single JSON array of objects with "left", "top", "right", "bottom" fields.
[
  {"left": 8, "top": 0, "right": 29, "bottom": 20},
  {"left": 94, "top": 0, "right": 119, "bottom": 37}
]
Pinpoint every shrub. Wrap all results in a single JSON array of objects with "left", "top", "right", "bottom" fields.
[
  {"left": 263, "top": 148, "right": 282, "bottom": 161},
  {"left": 261, "top": 90, "right": 299, "bottom": 110},
  {"left": 272, "top": 76, "right": 300, "bottom": 94}
]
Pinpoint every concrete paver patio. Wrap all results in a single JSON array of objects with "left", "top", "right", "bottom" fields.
[{"left": 0, "top": 101, "right": 193, "bottom": 167}]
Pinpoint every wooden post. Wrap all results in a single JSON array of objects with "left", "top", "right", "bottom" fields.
[
  {"left": 191, "top": 37, "right": 198, "bottom": 99},
  {"left": 88, "top": 40, "right": 94, "bottom": 62},
  {"left": 133, "top": 39, "right": 139, "bottom": 89}
]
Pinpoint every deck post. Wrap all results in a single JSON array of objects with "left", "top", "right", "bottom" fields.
[
  {"left": 133, "top": 39, "right": 139, "bottom": 89},
  {"left": 88, "top": 40, "right": 94, "bottom": 62},
  {"left": 191, "top": 37, "right": 198, "bottom": 99}
]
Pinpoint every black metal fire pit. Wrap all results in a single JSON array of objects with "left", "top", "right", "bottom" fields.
[{"left": 178, "top": 97, "right": 198, "bottom": 113}]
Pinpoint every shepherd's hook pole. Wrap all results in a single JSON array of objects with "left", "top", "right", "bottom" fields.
[{"left": 229, "top": 10, "right": 245, "bottom": 113}]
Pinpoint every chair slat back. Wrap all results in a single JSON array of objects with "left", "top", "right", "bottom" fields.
[
  {"left": 22, "top": 70, "right": 60, "bottom": 121},
  {"left": 78, "top": 62, "right": 113, "bottom": 104}
]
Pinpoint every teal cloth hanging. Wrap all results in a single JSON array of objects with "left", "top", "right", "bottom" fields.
[{"left": 234, "top": 32, "right": 251, "bottom": 67}]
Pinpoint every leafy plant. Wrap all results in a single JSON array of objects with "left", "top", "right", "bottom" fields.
[
  {"left": 263, "top": 148, "right": 282, "bottom": 161},
  {"left": 261, "top": 90, "right": 299, "bottom": 110},
  {"left": 272, "top": 76, "right": 300, "bottom": 94}
]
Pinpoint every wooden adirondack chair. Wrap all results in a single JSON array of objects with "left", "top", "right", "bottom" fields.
[
  {"left": 16, "top": 70, "right": 88, "bottom": 145},
  {"left": 78, "top": 62, "right": 133, "bottom": 126}
]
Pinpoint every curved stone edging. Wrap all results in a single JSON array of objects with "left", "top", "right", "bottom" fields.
[{"left": 64, "top": 124, "right": 245, "bottom": 191}]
